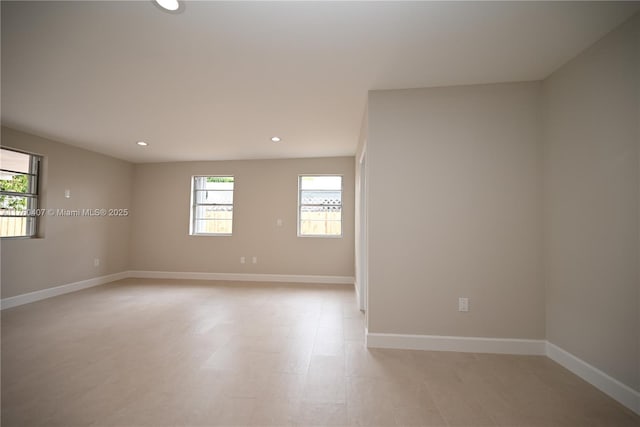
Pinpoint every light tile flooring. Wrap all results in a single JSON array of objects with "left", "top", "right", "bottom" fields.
[{"left": 2, "top": 279, "right": 638, "bottom": 427}]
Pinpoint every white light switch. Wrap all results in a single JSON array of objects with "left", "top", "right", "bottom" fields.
[
  {"left": 276, "top": 219, "right": 283, "bottom": 227},
  {"left": 458, "top": 297, "right": 469, "bottom": 312}
]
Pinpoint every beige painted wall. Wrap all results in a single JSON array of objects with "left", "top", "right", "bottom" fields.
[
  {"left": 0, "top": 127, "right": 133, "bottom": 298},
  {"left": 366, "top": 82, "right": 544, "bottom": 339},
  {"left": 354, "top": 106, "right": 368, "bottom": 310},
  {"left": 543, "top": 13, "right": 639, "bottom": 391},
  {"left": 129, "top": 157, "right": 355, "bottom": 277}
]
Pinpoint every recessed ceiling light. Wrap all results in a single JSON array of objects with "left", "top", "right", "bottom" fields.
[
  {"left": 155, "top": 0, "right": 179, "bottom": 11},
  {"left": 271, "top": 137, "right": 281, "bottom": 143},
  {"left": 136, "top": 141, "right": 148, "bottom": 147}
]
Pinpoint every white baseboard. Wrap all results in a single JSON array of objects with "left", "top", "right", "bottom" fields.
[
  {"left": 1, "top": 271, "right": 129, "bottom": 310},
  {"left": 1, "top": 270, "right": 354, "bottom": 310},
  {"left": 547, "top": 342, "right": 640, "bottom": 415},
  {"left": 366, "top": 331, "right": 546, "bottom": 355},
  {"left": 365, "top": 333, "right": 638, "bottom": 414},
  {"left": 128, "top": 270, "right": 354, "bottom": 285}
]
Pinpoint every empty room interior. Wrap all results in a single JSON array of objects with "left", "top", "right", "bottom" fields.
[{"left": 1, "top": 1, "right": 639, "bottom": 426}]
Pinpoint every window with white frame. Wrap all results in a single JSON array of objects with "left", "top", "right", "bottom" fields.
[
  {"left": 298, "top": 175, "right": 342, "bottom": 237},
  {"left": 190, "top": 176, "right": 234, "bottom": 235},
  {"left": 0, "top": 148, "right": 42, "bottom": 238}
]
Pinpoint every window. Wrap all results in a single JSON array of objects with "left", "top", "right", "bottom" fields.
[
  {"left": 190, "top": 176, "right": 234, "bottom": 235},
  {"left": 298, "top": 175, "right": 342, "bottom": 237},
  {"left": 0, "top": 148, "right": 42, "bottom": 238}
]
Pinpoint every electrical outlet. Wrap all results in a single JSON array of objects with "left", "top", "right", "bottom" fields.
[
  {"left": 458, "top": 297, "right": 469, "bottom": 312},
  {"left": 252, "top": 256, "right": 257, "bottom": 264},
  {"left": 94, "top": 258, "right": 100, "bottom": 267},
  {"left": 64, "top": 189, "right": 71, "bottom": 199},
  {"left": 240, "top": 256, "right": 245, "bottom": 264}
]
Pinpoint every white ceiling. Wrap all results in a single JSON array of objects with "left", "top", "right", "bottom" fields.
[{"left": 2, "top": 1, "right": 639, "bottom": 163}]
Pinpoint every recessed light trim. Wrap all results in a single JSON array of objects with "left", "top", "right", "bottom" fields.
[
  {"left": 271, "top": 137, "right": 281, "bottom": 143},
  {"left": 136, "top": 141, "right": 148, "bottom": 147},
  {"left": 155, "top": 0, "right": 179, "bottom": 11}
]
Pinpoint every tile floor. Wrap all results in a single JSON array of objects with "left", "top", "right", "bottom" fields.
[{"left": 1, "top": 278, "right": 638, "bottom": 426}]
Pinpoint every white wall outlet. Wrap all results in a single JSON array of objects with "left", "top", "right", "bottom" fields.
[
  {"left": 64, "top": 189, "right": 71, "bottom": 199},
  {"left": 240, "top": 256, "right": 245, "bottom": 264},
  {"left": 458, "top": 297, "right": 469, "bottom": 312},
  {"left": 94, "top": 258, "right": 100, "bottom": 267},
  {"left": 276, "top": 219, "right": 283, "bottom": 227},
  {"left": 252, "top": 256, "right": 257, "bottom": 264}
]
